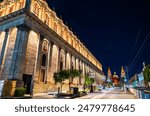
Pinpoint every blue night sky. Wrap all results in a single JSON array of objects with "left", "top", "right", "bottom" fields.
[{"left": 47, "top": 0, "right": 150, "bottom": 78}]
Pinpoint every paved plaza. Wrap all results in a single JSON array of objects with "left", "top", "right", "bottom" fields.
[{"left": 33, "top": 87, "right": 137, "bottom": 99}]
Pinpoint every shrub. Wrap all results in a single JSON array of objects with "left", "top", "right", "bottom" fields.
[{"left": 14, "top": 87, "right": 26, "bottom": 97}]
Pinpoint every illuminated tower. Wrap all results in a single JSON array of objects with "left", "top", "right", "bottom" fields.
[
  {"left": 107, "top": 67, "right": 112, "bottom": 79},
  {"left": 121, "top": 66, "right": 125, "bottom": 78}
]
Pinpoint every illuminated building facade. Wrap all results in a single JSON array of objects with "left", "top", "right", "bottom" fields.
[
  {"left": 112, "top": 72, "right": 119, "bottom": 86},
  {"left": 0, "top": 0, "right": 103, "bottom": 95}
]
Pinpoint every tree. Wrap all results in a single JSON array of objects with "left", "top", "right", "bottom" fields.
[
  {"left": 84, "top": 75, "right": 95, "bottom": 90},
  {"left": 143, "top": 65, "right": 150, "bottom": 87},
  {"left": 68, "top": 70, "right": 82, "bottom": 90},
  {"left": 53, "top": 70, "right": 70, "bottom": 93},
  {"left": 54, "top": 69, "right": 82, "bottom": 93}
]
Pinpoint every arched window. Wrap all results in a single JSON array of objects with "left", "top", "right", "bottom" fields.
[
  {"left": 33, "top": 3, "right": 40, "bottom": 16},
  {"left": 41, "top": 54, "right": 46, "bottom": 66},
  {"left": 40, "top": 69, "right": 45, "bottom": 82},
  {"left": 45, "top": 13, "right": 49, "bottom": 25}
]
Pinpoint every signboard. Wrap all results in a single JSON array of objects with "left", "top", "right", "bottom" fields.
[{"left": 0, "top": 80, "right": 5, "bottom": 97}]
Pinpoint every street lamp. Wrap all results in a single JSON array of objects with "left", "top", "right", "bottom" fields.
[
  {"left": 107, "top": 78, "right": 112, "bottom": 88},
  {"left": 124, "top": 66, "right": 129, "bottom": 91},
  {"left": 102, "top": 76, "right": 106, "bottom": 89}
]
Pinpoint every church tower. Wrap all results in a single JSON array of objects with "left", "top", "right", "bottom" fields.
[
  {"left": 121, "top": 66, "right": 125, "bottom": 78},
  {"left": 107, "top": 67, "right": 112, "bottom": 79}
]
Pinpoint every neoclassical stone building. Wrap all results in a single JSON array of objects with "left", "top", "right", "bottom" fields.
[{"left": 0, "top": 0, "right": 103, "bottom": 95}]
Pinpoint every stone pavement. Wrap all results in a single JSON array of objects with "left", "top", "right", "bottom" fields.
[
  {"left": 32, "top": 87, "right": 137, "bottom": 99},
  {"left": 76, "top": 87, "right": 137, "bottom": 99},
  {"left": 33, "top": 92, "right": 57, "bottom": 99}
]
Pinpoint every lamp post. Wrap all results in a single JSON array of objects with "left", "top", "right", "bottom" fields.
[
  {"left": 124, "top": 66, "right": 129, "bottom": 91},
  {"left": 102, "top": 76, "right": 106, "bottom": 89},
  {"left": 107, "top": 78, "right": 111, "bottom": 88},
  {"left": 121, "top": 76, "right": 125, "bottom": 91}
]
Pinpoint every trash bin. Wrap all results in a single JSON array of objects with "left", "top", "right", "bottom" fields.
[{"left": 71, "top": 87, "right": 78, "bottom": 94}]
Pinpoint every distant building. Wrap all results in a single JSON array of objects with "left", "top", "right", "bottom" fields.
[
  {"left": 129, "top": 73, "right": 145, "bottom": 87},
  {"left": 112, "top": 72, "right": 120, "bottom": 86},
  {"left": 107, "top": 67, "right": 112, "bottom": 78}
]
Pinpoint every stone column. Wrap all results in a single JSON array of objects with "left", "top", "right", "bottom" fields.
[
  {"left": 85, "top": 64, "right": 87, "bottom": 75},
  {"left": 46, "top": 41, "right": 51, "bottom": 82},
  {"left": 66, "top": 53, "right": 71, "bottom": 70},
  {"left": 76, "top": 58, "right": 79, "bottom": 70},
  {"left": 82, "top": 63, "right": 85, "bottom": 77},
  {"left": 35, "top": 35, "right": 44, "bottom": 82},
  {"left": 65, "top": 53, "right": 68, "bottom": 70},
  {"left": 70, "top": 54, "right": 73, "bottom": 70},
  {"left": 49, "top": 42, "right": 54, "bottom": 69},
  {"left": 82, "top": 63, "right": 85, "bottom": 85},
  {"left": 48, "top": 42, "right": 54, "bottom": 83},
  {"left": 71, "top": 56, "right": 75, "bottom": 70},
  {"left": 78, "top": 60, "right": 81, "bottom": 85},
  {"left": 50, "top": 44, "right": 59, "bottom": 74},
  {"left": 74, "top": 57, "right": 76, "bottom": 70},
  {"left": 57, "top": 47, "right": 61, "bottom": 71},
  {"left": 63, "top": 50, "right": 67, "bottom": 70},
  {"left": 0, "top": 29, "right": 9, "bottom": 66},
  {"left": 8, "top": 24, "right": 30, "bottom": 81}
]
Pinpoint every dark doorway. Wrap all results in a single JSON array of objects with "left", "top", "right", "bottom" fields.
[{"left": 23, "top": 74, "right": 32, "bottom": 94}]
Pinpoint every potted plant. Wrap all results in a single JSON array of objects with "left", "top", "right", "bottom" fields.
[{"left": 143, "top": 65, "right": 150, "bottom": 87}]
